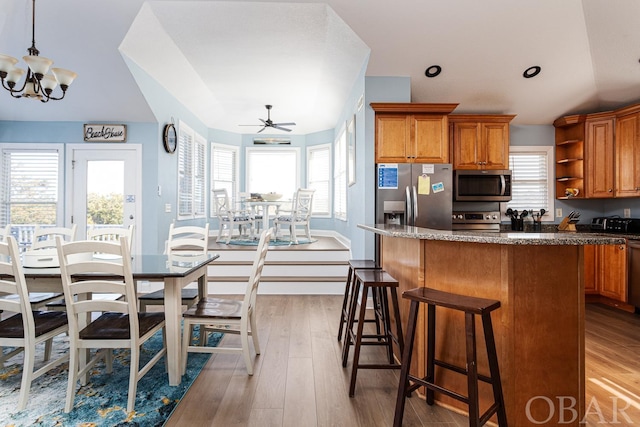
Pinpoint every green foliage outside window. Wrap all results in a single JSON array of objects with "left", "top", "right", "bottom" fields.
[{"left": 87, "top": 193, "right": 123, "bottom": 225}]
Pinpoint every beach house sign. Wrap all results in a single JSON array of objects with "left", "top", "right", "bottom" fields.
[{"left": 83, "top": 124, "right": 127, "bottom": 142}]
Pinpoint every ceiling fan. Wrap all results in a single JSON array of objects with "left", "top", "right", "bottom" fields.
[{"left": 239, "top": 105, "right": 296, "bottom": 133}]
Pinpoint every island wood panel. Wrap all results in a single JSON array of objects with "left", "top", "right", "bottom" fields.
[
  {"left": 380, "top": 236, "right": 426, "bottom": 382},
  {"left": 380, "top": 236, "right": 586, "bottom": 426}
]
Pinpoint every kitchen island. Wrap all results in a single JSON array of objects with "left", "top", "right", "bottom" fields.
[{"left": 359, "top": 224, "right": 625, "bottom": 426}]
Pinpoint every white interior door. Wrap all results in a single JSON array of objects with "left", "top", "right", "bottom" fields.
[{"left": 67, "top": 145, "right": 141, "bottom": 254}]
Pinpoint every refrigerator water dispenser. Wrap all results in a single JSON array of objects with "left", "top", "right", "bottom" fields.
[{"left": 383, "top": 200, "right": 405, "bottom": 225}]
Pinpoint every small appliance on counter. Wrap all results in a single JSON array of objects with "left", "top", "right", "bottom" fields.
[
  {"left": 558, "top": 211, "right": 580, "bottom": 231},
  {"left": 591, "top": 216, "right": 640, "bottom": 233}
]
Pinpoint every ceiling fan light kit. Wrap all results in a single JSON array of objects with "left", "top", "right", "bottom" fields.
[
  {"left": 0, "top": 0, "right": 77, "bottom": 102},
  {"left": 239, "top": 105, "right": 296, "bottom": 133}
]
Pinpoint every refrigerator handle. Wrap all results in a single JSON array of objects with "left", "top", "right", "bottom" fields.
[
  {"left": 405, "top": 186, "right": 413, "bottom": 225},
  {"left": 500, "top": 174, "right": 506, "bottom": 196},
  {"left": 412, "top": 185, "right": 419, "bottom": 224}
]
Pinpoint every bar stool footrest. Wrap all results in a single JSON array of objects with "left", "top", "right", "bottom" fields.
[
  {"left": 357, "top": 363, "right": 402, "bottom": 370},
  {"left": 434, "top": 359, "right": 495, "bottom": 384},
  {"left": 408, "top": 374, "right": 469, "bottom": 404}
]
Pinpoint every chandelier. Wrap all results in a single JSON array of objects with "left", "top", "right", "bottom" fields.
[{"left": 0, "top": 0, "right": 77, "bottom": 102}]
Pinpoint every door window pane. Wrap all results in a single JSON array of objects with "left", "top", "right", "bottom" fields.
[{"left": 86, "top": 160, "right": 124, "bottom": 226}]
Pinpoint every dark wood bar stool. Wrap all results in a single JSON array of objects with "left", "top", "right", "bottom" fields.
[
  {"left": 393, "top": 287, "right": 507, "bottom": 427},
  {"left": 337, "top": 259, "right": 381, "bottom": 343},
  {"left": 342, "top": 269, "right": 404, "bottom": 397}
]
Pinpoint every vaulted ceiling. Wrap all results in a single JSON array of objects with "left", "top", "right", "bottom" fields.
[{"left": 0, "top": 0, "right": 639, "bottom": 135}]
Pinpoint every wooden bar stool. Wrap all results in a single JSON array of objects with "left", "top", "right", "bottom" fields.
[
  {"left": 342, "top": 269, "right": 404, "bottom": 397},
  {"left": 393, "top": 287, "right": 507, "bottom": 427},
  {"left": 337, "top": 259, "right": 381, "bottom": 343}
]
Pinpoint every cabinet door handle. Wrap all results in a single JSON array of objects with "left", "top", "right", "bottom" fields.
[{"left": 608, "top": 189, "right": 613, "bottom": 192}]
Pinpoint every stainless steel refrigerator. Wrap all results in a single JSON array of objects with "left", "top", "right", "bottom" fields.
[{"left": 375, "top": 163, "right": 453, "bottom": 229}]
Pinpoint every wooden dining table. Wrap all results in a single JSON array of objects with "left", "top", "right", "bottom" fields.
[{"left": 20, "top": 253, "right": 219, "bottom": 386}]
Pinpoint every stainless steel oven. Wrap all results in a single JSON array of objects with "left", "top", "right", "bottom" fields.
[
  {"left": 454, "top": 170, "right": 512, "bottom": 202},
  {"left": 451, "top": 211, "right": 501, "bottom": 232}
]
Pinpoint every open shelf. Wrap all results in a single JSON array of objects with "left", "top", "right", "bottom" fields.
[{"left": 555, "top": 121, "right": 586, "bottom": 200}]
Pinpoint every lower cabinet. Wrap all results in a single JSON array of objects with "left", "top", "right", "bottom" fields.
[
  {"left": 584, "top": 245, "right": 598, "bottom": 294},
  {"left": 584, "top": 243, "right": 627, "bottom": 302},
  {"left": 598, "top": 243, "right": 627, "bottom": 301}
]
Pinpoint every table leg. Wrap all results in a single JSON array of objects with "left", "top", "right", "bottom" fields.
[
  {"left": 198, "top": 270, "right": 207, "bottom": 300},
  {"left": 163, "top": 277, "right": 182, "bottom": 386}
]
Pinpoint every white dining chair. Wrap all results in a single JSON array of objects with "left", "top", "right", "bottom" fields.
[
  {"left": 56, "top": 235, "right": 167, "bottom": 414},
  {"left": 138, "top": 223, "right": 209, "bottom": 311},
  {"left": 87, "top": 224, "right": 134, "bottom": 249},
  {"left": 0, "top": 236, "right": 69, "bottom": 410},
  {"left": 273, "top": 188, "right": 315, "bottom": 244},
  {"left": 181, "top": 228, "right": 272, "bottom": 375},
  {"left": 212, "top": 189, "right": 255, "bottom": 244},
  {"left": 20, "top": 225, "right": 78, "bottom": 305}
]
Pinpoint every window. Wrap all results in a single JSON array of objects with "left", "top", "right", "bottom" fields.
[
  {"left": 307, "top": 144, "right": 331, "bottom": 217},
  {"left": 0, "top": 146, "right": 63, "bottom": 227},
  {"left": 0, "top": 145, "right": 63, "bottom": 249},
  {"left": 334, "top": 128, "right": 347, "bottom": 220},
  {"left": 504, "top": 146, "right": 554, "bottom": 220},
  {"left": 246, "top": 147, "right": 299, "bottom": 200},
  {"left": 210, "top": 143, "right": 239, "bottom": 214},
  {"left": 178, "top": 121, "right": 206, "bottom": 219}
]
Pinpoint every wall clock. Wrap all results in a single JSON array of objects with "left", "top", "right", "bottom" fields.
[{"left": 163, "top": 123, "right": 177, "bottom": 153}]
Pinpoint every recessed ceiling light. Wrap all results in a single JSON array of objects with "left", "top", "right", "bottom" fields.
[
  {"left": 425, "top": 65, "right": 442, "bottom": 78},
  {"left": 523, "top": 66, "right": 541, "bottom": 78}
]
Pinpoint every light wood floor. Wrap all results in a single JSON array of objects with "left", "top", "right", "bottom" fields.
[{"left": 167, "top": 297, "right": 640, "bottom": 426}]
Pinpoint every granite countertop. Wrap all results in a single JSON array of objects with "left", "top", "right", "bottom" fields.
[{"left": 358, "top": 224, "right": 627, "bottom": 246}]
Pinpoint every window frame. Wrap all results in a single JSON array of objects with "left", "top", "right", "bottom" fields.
[
  {"left": 502, "top": 145, "right": 555, "bottom": 222},
  {"left": 177, "top": 120, "right": 207, "bottom": 220},
  {"left": 306, "top": 143, "right": 332, "bottom": 218},
  {"left": 333, "top": 127, "right": 347, "bottom": 221},
  {"left": 210, "top": 142, "right": 240, "bottom": 217}
]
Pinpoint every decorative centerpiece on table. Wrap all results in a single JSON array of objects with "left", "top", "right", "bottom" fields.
[{"left": 261, "top": 192, "right": 282, "bottom": 201}]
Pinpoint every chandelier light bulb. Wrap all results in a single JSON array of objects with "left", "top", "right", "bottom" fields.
[
  {"left": 6, "top": 67, "right": 25, "bottom": 86},
  {"left": 23, "top": 55, "right": 53, "bottom": 77},
  {"left": 40, "top": 74, "right": 58, "bottom": 93},
  {"left": 51, "top": 68, "right": 77, "bottom": 88},
  {"left": 0, "top": 54, "right": 18, "bottom": 74}
]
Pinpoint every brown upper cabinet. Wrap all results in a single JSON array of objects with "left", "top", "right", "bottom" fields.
[
  {"left": 615, "top": 104, "right": 640, "bottom": 197},
  {"left": 586, "top": 114, "right": 615, "bottom": 198},
  {"left": 554, "top": 103, "right": 640, "bottom": 200},
  {"left": 449, "top": 115, "right": 515, "bottom": 170},
  {"left": 371, "top": 103, "right": 458, "bottom": 163}
]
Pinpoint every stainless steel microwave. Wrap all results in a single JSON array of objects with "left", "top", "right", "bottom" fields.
[{"left": 454, "top": 170, "right": 512, "bottom": 202}]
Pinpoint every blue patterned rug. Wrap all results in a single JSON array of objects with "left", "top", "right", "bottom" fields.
[
  {"left": 226, "top": 237, "right": 317, "bottom": 246},
  {"left": 0, "top": 328, "right": 221, "bottom": 426}
]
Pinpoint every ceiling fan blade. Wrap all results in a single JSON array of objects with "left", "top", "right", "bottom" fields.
[
  {"left": 238, "top": 124, "right": 262, "bottom": 126},
  {"left": 257, "top": 126, "right": 266, "bottom": 133},
  {"left": 272, "top": 122, "right": 296, "bottom": 126},
  {"left": 272, "top": 125, "right": 292, "bottom": 132},
  {"left": 259, "top": 118, "right": 267, "bottom": 125}
]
